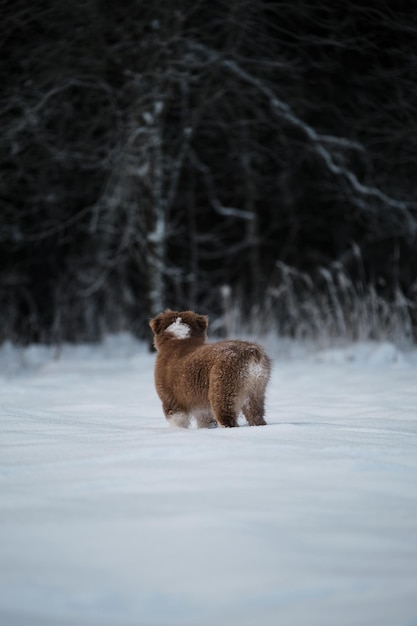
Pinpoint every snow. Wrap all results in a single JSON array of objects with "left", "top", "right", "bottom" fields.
[
  {"left": 166, "top": 317, "right": 191, "bottom": 339},
  {"left": 1, "top": 335, "right": 417, "bottom": 626}
]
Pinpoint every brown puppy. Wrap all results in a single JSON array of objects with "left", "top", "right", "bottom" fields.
[{"left": 149, "top": 310, "right": 271, "bottom": 428}]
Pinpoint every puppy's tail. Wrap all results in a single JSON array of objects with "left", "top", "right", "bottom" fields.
[{"left": 245, "top": 345, "right": 271, "bottom": 382}]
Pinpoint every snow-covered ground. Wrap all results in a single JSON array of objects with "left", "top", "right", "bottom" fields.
[{"left": 1, "top": 335, "right": 417, "bottom": 626}]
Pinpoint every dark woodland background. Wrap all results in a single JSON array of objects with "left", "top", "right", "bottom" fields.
[{"left": 1, "top": 0, "right": 417, "bottom": 344}]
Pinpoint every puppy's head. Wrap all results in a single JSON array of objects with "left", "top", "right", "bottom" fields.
[{"left": 149, "top": 310, "right": 208, "bottom": 349}]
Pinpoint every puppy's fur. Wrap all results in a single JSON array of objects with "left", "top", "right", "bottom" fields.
[{"left": 149, "top": 310, "right": 271, "bottom": 428}]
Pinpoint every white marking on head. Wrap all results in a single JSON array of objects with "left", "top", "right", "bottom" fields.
[{"left": 166, "top": 316, "right": 191, "bottom": 339}]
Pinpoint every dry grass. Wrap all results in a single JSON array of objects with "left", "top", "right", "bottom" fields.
[{"left": 219, "top": 261, "right": 416, "bottom": 349}]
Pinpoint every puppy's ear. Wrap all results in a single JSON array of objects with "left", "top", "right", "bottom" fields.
[
  {"left": 196, "top": 314, "right": 208, "bottom": 332},
  {"left": 149, "top": 309, "right": 176, "bottom": 334},
  {"left": 149, "top": 316, "right": 162, "bottom": 334}
]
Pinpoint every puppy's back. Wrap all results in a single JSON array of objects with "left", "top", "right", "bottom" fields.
[{"left": 150, "top": 309, "right": 271, "bottom": 427}]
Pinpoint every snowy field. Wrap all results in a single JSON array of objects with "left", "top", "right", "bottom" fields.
[{"left": 1, "top": 335, "right": 417, "bottom": 626}]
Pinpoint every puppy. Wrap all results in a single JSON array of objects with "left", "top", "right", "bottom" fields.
[{"left": 149, "top": 310, "right": 271, "bottom": 428}]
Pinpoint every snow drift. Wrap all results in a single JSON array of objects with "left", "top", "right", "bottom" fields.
[{"left": 1, "top": 336, "right": 417, "bottom": 626}]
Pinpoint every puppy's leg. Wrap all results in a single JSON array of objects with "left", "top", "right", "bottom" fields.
[
  {"left": 241, "top": 358, "right": 270, "bottom": 426},
  {"left": 164, "top": 407, "right": 191, "bottom": 429},
  {"left": 208, "top": 380, "right": 239, "bottom": 428},
  {"left": 195, "top": 410, "right": 218, "bottom": 429},
  {"left": 242, "top": 394, "right": 267, "bottom": 426},
  {"left": 210, "top": 404, "right": 238, "bottom": 427}
]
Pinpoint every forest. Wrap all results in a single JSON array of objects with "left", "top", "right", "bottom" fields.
[{"left": 1, "top": 0, "right": 417, "bottom": 344}]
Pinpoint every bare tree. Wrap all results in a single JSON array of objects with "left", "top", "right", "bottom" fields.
[{"left": 1, "top": 0, "right": 416, "bottom": 343}]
